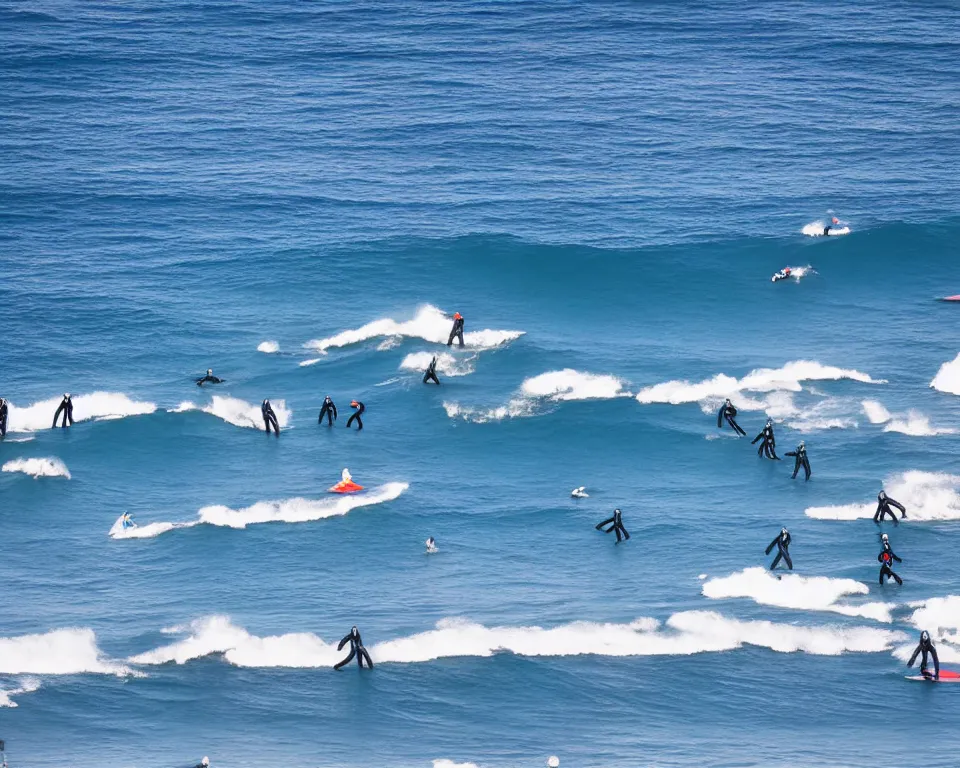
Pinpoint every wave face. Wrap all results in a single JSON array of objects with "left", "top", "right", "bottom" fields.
[
  {"left": 172, "top": 396, "right": 291, "bottom": 430},
  {"left": 806, "top": 471, "right": 960, "bottom": 521},
  {"left": 930, "top": 353, "right": 960, "bottom": 395},
  {"left": 6, "top": 392, "right": 156, "bottom": 432},
  {"left": 635, "top": 360, "right": 883, "bottom": 417},
  {"left": 1, "top": 457, "right": 71, "bottom": 479},
  {"left": 0, "top": 628, "right": 130, "bottom": 676},
  {"left": 702, "top": 567, "right": 893, "bottom": 622},
  {"left": 400, "top": 351, "right": 476, "bottom": 377},
  {"left": 305, "top": 305, "right": 524, "bottom": 353},
  {"left": 861, "top": 400, "right": 955, "bottom": 436},
  {"left": 131, "top": 612, "right": 902, "bottom": 669}
]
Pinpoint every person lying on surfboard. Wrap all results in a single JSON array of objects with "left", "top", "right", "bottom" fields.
[{"left": 908, "top": 631, "right": 939, "bottom": 680}]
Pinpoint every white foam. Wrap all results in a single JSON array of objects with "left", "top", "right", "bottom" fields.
[
  {"left": 299, "top": 358, "right": 323, "bottom": 367},
  {"left": 0, "top": 628, "right": 131, "bottom": 675},
  {"left": 893, "top": 597, "right": 960, "bottom": 664},
  {"left": 0, "top": 677, "right": 40, "bottom": 708},
  {"left": 802, "top": 221, "right": 850, "bottom": 237},
  {"left": 257, "top": 340, "right": 279, "bottom": 354},
  {"left": 433, "top": 761, "right": 479, "bottom": 768},
  {"left": 134, "top": 612, "right": 902, "bottom": 668},
  {"left": 931, "top": 353, "right": 960, "bottom": 396},
  {"left": 442, "top": 399, "right": 535, "bottom": 423},
  {"left": 636, "top": 361, "right": 883, "bottom": 414},
  {"left": 521, "top": 370, "right": 630, "bottom": 401},
  {"left": 401, "top": 351, "right": 476, "bottom": 377},
  {"left": 2, "top": 457, "right": 71, "bottom": 479},
  {"left": 785, "top": 397, "right": 859, "bottom": 433},
  {"left": 304, "top": 305, "right": 524, "bottom": 352},
  {"left": 108, "top": 514, "right": 195, "bottom": 540},
  {"left": 6, "top": 392, "right": 156, "bottom": 433},
  {"left": 861, "top": 400, "right": 955, "bottom": 436},
  {"left": 172, "top": 396, "right": 291, "bottom": 431},
  {"left": 806, "top": 471, "right": 960, "bottom": 521},
  {"left": 702, "top": 567, "right": 893, "bottom": 622}
]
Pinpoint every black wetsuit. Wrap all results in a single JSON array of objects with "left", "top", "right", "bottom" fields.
[
  {"left": 717, "top": 402, "right": 746, "bottom": 436},
  {"left": 334, "top": 628, "right": 373, "bottom": 670},
  {"left": 53, "top": 396, "right": 74, "bottom": 428},
  {"left": 786, "top": 445, "right": 811, "bottom": 481},
  {"left": 596, "top": 508, "right": 630, "bottom": 543},
  {"left": 765, "top": 531, "right": 793, "bottom": 570},
  {"left": 0, "top": 399, "right": 7, "bottom": 438},
  {"left": 908, "top": 637, "right": 940, "bottom": 679},
  {"left": 752, "top": 424, "right": 780, "bottom": 460},
  {"left": 423, "top": 356, "right": 441, "bottom": 385},
  {"left": 319, "top": 396, "right": 337, "bottom": 426},
  {"left": 447, "top": 317, "right": 465, "bottom": 348},
  {"left": 347, "top": 401, "right": 365, "bottom": 430},
  {"left": 874, "top": 494, "right": 906, "bottom": 525},
  {"left": 261, "top": 400, "right": 280, "bottom": 435},
  {"left": 878, "top": 542, "right": 903, "bottom": 585},
  {"left": 823, "top": 225, "right": 832, "bottom": 236},
  {"left": 196, "top": 373, "right": 224, "bottom": 386}
]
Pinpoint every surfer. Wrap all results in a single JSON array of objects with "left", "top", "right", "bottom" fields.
[
  {"left": 765, "top": 527, "right": 793, "bottom": 570},
  {"left": 878, "top": 533, "right": 903, "bottom": 585},
  {"left": 0, "top": 397, "right": 7, "bottom": 438},
  {"left": 53, "top": 393, "right": 74, "bottom": 428},
  {"left": 447, "top": 312, "right": 465, "bottom": 348},
  {"left": 823, "top": 216, "right": 840, "bottom": 236},
  {"left": 195, "top": 369, "right": 224, "bottom": 386},
  {"left": 907, "top": 631, "right": 940, "bottom": 680},
  {"left": 874, "top": 490, "right": 907, "bottom": 525},
  {"left": 752, "top": 419, "right": 780, "bottom": 460},
  {"left": 423, "top": 355, "right": 441, "bottom": 385},
  {"left": 426, "top": 537, "right": 438, "bottom": 553},
  {"left": 717, "top": 399, "right": 746, "bottom": 436},
  {"left": 346, "top": 400, "right": 365, "bottom": 431},
  {"left": 120, "top": 512, "right": 136, "bottom": 530},
  {"left": 318, "top": 395, "right": 337, "bottom": 426},
  {"left": 261, "top": 399, "right": 280, "bottom": 435},
  {"left": 334, "top": 626, "right": 373, "bottom": 670},
  {"left": 772, "top": 267, "right": 792, "bottom": 282},
  {"left": 194, "top": 757, "right": 210, "bottom": 768},
  {"left": 595, "top": 508, "right": 630, "bottom": 543},
  {"left": 571, "top": 486, "right": 588, "bottom": 498},
  {"left": 785, "top": 441, "right": 811, "bottom": 481}
]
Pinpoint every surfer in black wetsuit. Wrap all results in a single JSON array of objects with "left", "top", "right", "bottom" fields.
[
  {"left": 765, "top": 527, "right": 793, "bottom": 570},
  {"left": 423, "top": 356, "right": 441, "bottom": 385},
  {"left": 823, "top": 216, "right": 840, "bottom": 236},
  {"left": 908, "top": 631, "right": 940, "bottom": 680},
  {"left": 334, "top": 626, "right": 373, "bottom": 670},
  {"left": 261, "top": 399, "right": 280, "bottom": 435},
  {"left": 717, "top": 399, "right": 746, "bottom": 436},
  {"left": 878, "top": 533, "right": 902, "bottom": 585},
  {"left": 53, "top": 394, "right": 74, "bottom": 428},
  {"left": 196, "top": 369, "right": 224, "bottom": 386},
  {"left": 752, "top": 419, "right": 780, "bottom": 460},
  {"left": 786, "top": 441, "right": 811, "bottom": 481},
  {"left": 193, "top": 757, "right": 210, "bottom": 768},
  {"left": 447, "top": 312, "right": 465, "bottom": 348},
  {"left": 0, "top": 397, "right": 8, "bottom": 438},
  {"left": 346, "top": 400, "right": 364, "bottom": 430},
  {"left": 874, "top": 490, "right": 907, "bottom": 525},
  {"left": 318, "top": 395, "right": 337, "bottom": 426},
  {"left": 595, "top": 508, "right": 630, "bottom": 543}
]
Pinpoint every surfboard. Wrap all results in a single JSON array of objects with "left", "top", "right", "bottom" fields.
[
  {"left": 905, "top": 669, "right": 960, "bottom": 682},
  {"left": 940, "top": 295, "right": 960, "bottom": 302},
  {"left": 329, "top": 480, "right": 364, "bottom": 494}
]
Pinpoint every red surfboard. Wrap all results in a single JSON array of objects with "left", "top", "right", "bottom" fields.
[
  {"left": 940, "top": 295, "right": 960, "bottom": 302},
  {"left": 906, "top": 669, "right": 960, "bottom": 682}
]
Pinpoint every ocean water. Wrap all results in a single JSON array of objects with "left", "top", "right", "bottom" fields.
[{"left": 3, "top": 1, "right": 960, "bottom": 766}]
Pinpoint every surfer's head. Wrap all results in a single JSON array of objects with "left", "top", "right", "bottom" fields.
[
  {"left": 454, "top": 312, "right": 462, "bottom": 320},
  {"left": 921, "top": 630, "right": 930, "bottom": 643},
  {"left": 832, "top": 217, "right": 839, "bottom": 225},
  {"left": 351, "top": 626, "right": 359, "bottom": 637},
  {"left": 207, "top": 369, "right": 213, "bottom": 375},
  {"left": 881, "top": 533, "right": 889, "bottom": 543},
  {"left": 781, "top": 527, "right": 788, "bottom": 536},
  {"left": 64, "top": 393, "right": 70, "bottom": 400},
  {"left": 879, "top": 490, "right": 887, "bottom": 501}
]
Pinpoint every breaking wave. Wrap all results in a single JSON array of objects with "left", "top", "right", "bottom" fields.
[
  {"left": 702, "top": 567, "right": 893, "bottom": 622},
  {"left": 433, "top": 761, "right": 479, "bottom": 768},
  {"left": 861, "top": 400, "right": 955, "bottom": 436},
  {"left": 1, "top": 457, "right": 71, "bottom": 479},
  {"left": 304, "top": 305, "right": 524, "bottom": 353},
  {"left": 892, "top": 595, "right": 960, "bottom": 664},
  {"left": 257, "top": 340, "right": 280, "bottom": 353},
  {"left": 172, "top": 396, "right": 291, "bottom": 431},
  {"left": 110, "top": 483, "right": 408, "bottom": 538},
  {"left": 0, "top": 678, "right": 40, "bottom": 708},
  {"left": 400, "top": 351, "right": 476, "bottom": 377},
  {"left": 6, "top": 392, "right": 156, "bottom": 433},
  {"left": 930, "top": 353, "right": 960, "bottom": 396},
  {"left": 802, "top": 221, "right": 850, "bottom": 237},
  {"left": 806, "top": 471, "right": 960, "bottom": 521},
  {"left": 131, "top": 612, "right": 902, "bottom": 668},
  {"left": 0, "top": 628, "right": 131, "bottom": 676}
]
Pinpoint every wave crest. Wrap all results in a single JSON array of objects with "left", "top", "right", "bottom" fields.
[
  {"left": 521, "top": 369, "right": 629, "bottom": 401},
  {"left": 931, "top": 353, "right": 960, "bottom": 396},
  {"left": 0, "top": 678, "right": 40, "bottom": 708},
  {"left": 400, "top": 351, "right": 476, "bottom": 377},
  {"left": 6, "top": 392, "right": 156, "bottom": 432},
  {"left": 172, "top": 396, "right": 291, "bottom": 431},
  {"left": 0, "top": 628, "right": 131, "bottom": 676},
  {"left": 2, "top": 457, "right": 71, "bottom": 479},
  {"left": 862, "top": 400, "right": 955, "bottom": 436},
  {"left": 806, "top": 471, "right": 960, "bottom": 521}
]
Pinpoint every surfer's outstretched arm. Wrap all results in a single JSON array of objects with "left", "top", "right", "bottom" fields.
[
  {"left": 596, "top": 516, "right": 616, "bottom": 531},
  {"left": 334, "top": 647, "right": 356, "bottom": 670},
  {"left": 752, "top": 431, "right": 764, "bottom": 445},
  {"left": 908, "top": 644, "right": 921, "bottom": 667},
  {"left": 765, "top": 537, "right": 778, "bottom": 555},
  {"left": 889, "top": 499, "right": 906, "bottom": 516}
]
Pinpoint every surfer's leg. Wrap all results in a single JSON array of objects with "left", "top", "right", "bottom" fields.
[
  {"left": 892, "top": 570, "right": 903, "bottom": 585},
  {"left": 456, "top": 329, "right": 464, "bottom": 348},
  {"left": 614, "top": 526, "right": 623, "bottom": 543},
  {"left": 618, "top": 523, "right": 630, "bottom": 540},
  {"left": 360, "top": 648, "right": 374, "bottom": 668},
  {"left": 792, "top": 459, "right": 800, "bottom": 479},
  {"left": 347, "top": 413, "right": 357, "bottom": 429},
  {"left": 770, "top": 552, "right": 783, "bottom": 570},
  {"left": 334, "top": 648, "right": 356, "bottom": 670},
  {"left": 783, "top": 551, "right": 793, "bottom": 570},
  {"left": 803, "top": 458, "right": 811, "bottom": 481}
]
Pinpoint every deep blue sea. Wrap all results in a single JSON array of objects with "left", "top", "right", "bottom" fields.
[{"left": 3, "top": 2, "right": 960, "bottom": 766}]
